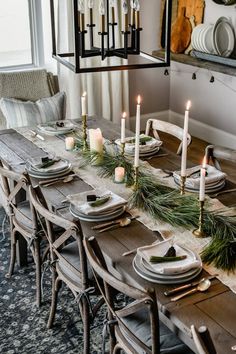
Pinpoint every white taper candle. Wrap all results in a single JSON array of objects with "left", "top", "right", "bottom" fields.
[
  {"left": 181, "top": 100, "right": 191, "bottom": 177},
  {"left": 121, "top": 112, "right": 126, "bottom": 144},
  {"left": 134, "top": 95, "right": 141, "bottom": 168},
  {"left": 199, "top": 167, "right": 206, "bottom": 201},
  {"left": 81, "top": 92, "right": 87, "bottom": 116}
]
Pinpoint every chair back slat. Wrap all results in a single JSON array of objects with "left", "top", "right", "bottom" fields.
[
  {"left": 205, "top": 144, "right": 236, "bottom": 171},
  {"left": 84, "top": 237, "right": 160, "bottom": 354}
]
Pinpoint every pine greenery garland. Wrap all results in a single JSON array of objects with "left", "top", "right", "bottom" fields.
[{"left": 78, "top": 142, "right": 236, "bottom": 272}]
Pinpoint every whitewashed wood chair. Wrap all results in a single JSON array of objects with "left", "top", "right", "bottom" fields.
[
  {"left": 205, "top": 145, "right": 236, "bottom": 171},
  {"left": 191, "top": 325, "right": 217, "bottom": 354},
  {"left": 145, "top": 119, "right": 192, "bottom": 155}
]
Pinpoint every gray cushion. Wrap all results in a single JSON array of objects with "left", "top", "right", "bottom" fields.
[
  {"left": 0, "top": 92, "right": 66, "bottom": 128},
  {"left": 121, "top": 309, "right": 193, "bottom": 354},
  {"left": 14, "top": 200, "right": 33, "bottom": 230},
  {"left": 58, "top": 241, "right": 94, "bottom": 286}
]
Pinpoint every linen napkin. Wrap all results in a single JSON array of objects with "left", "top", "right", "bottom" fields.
[
  {"left": 28, "top": 158, "right": 68, "bottom": 173},
  {"left": 116, "top": 134, "right": 162, "bottom": 153},
  {"left": 137, "top": 239, "right": 202, "bottom": 275},
  {"left": 67, "top": 188, "right": 127, "bottom": 216},
  {"left": 173, "top": 164, "right": 226, "bottom": 189}
]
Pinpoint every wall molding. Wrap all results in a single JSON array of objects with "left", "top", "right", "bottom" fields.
[{"left": 130, "top": 110, "right": 236, "bottom": 149}]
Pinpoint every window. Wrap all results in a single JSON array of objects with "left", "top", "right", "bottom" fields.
[{"left": 0, "top": 0, "right": 44, "bottom": 69}]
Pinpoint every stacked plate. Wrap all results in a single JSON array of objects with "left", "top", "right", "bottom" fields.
[
  {"left": 68, "top": 188, "right": 127, "bottom": 222},
  {"left": 133, "top": 240, "right": 202, "bottom": 284},
  {"left": 115, "top": 134, "right": 163, "bottom": 158},
  {"left": 191, "top": 18, "right": 235, "bottom": 57},
  {"left": 26, "top": 158, "right": 71, "bottom": 179},
  {"left": 37, "top": 120, "right": 75, "bottom": 136},
  {"left": 173, "top": 164, "right": 226, "bottom": 194}
]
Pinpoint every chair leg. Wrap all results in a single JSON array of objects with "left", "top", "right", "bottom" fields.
[
  {"left": 82, "top": 297, "right": 91, "bottom": 354},
  {"left": 113, "top": 344, "right": 122, "bottom": 354},
  {"left": 34, "top": 239, "right": 42, "bottom": 307},
  {"left": 6, "top": 229, "right": 17, "bottom": 278},
  {"left": 47, "top": 275, "right": 61, "bottom": 329}
]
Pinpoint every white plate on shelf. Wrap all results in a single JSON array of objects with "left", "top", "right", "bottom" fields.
[{"left": 213, "top": 17, "right": 235, "bottom": 57}]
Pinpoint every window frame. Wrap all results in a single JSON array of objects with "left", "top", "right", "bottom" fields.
[{"left": 0, "top": 0, "right": 44, "bottom": 71}]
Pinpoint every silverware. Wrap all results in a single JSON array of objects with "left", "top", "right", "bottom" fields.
[
  {"left": 98, "top": 217, "right": 132, "bottom": 233},
  {"left": 164, "top": 274, "right": 218, "bottom": 296},
  {"left": 39, "top": 174, "right": 77, "bottom": 186},
  {"left": 231, "top": 345, "right": 236, "bottom": 351},
  {"left": 91, "top": 215, "right": 138, "bottom": 230},
  {"left": 29, "top": 130, "right": 45, "bottom": 141},
  {"left": 171, "top": 279, "right": 211, "bottom": 302},
  {"left": 211, "top": 188, "right": 236, "bottom": 198}
]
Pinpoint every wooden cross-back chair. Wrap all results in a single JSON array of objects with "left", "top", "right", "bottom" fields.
[
  {"left": 145, "top": 118, "right": 192, "bottom": 155},
  {"left": 205, "top": 144, "right": 236, "bottom": 171},
  {"left": 28, "top": 186, "right": 102, "bottom": 354},
  {"left": 84, "top": 236, "right": 193, "bottom": 354},
  {"left": 191, "top": 325, "right": 217, "bottom": 354},
  {"left": 0, "top": 161, "right": 43, "bottom": 306}
]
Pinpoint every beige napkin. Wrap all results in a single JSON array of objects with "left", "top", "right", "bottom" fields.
[
  {"left": 67, "top": 187, "right": 127, "bottom": 216},
  {"left": 137, "top": 239, "right": 202, "bottom": 275},
  {"left": 173, "top": 164, "right": 226, "bottom": 189},
  {"left": 116, "top": 134, "right": 162, "bottom": 153}
]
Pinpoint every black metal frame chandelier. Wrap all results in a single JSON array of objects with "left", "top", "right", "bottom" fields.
[{"left": 50, "top": 0, "right": 172, "bottom": 73}]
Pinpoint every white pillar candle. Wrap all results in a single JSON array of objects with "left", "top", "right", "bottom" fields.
[
  {"left": 81, "top": 92, "right": 87, "bottom": 116},
  {"left": 115, "top": 167, "right": 125, "bottom": 183},
  {"left": 199, "top": 167, "right": 206, "bottom": 202},
  {"left": 181, "top": 100, "right": 191, "bottom": 177},
  {"left": 121, "top": 112, "right": 126, "bottom": 144},
  {"left": 89, "top": 128, "right": 104, "bottom": 154},
  {"left": 65, "top": 137, "right": 75, "bottom": 151},
  {"left": 134, "top": 95, "right": 141, "bottom": 168}
]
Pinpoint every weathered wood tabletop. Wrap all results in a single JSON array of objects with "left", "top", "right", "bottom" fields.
[{"left": 0, "top": 118, "right": 236, "bottom": 353}]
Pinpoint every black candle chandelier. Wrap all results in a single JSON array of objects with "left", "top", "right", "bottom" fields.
[{"left": 50, "top": 0, "right": 172, "bottom": 73}]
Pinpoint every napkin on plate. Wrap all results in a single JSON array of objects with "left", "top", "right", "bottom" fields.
[
  {"left": 173, "top": 164, "right": 226, "bottom": 189},
  {"left": 67, "top": 188, "right": 127, "bottom": 216},
  {"left": 116, "top": 134, "right": 162, "bottom": 153},
  {"left": 137, "top": 239, "right": 202, "bottom": 275},
  {"left": 28, "top": 158, "right": 68, "bottom": 173}
]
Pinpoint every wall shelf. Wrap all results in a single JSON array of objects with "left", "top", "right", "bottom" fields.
[{"left": 152, "top": 50, "right": 236, "bottom": 77}]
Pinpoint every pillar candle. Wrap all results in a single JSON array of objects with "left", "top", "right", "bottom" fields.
[
  {"left": 181, "top": 100, "right": 191, "bottom": 177},
  {"left": 81, "top": 92, "right": 87, "bottom": 116},
  {"left": 134, "top": 95, "right": 141, "bottom": 168},
  {"left": 115, "top": 167, "right": 125, "bottom": 183},
  {"left": 89, "top": 128, "right": 104, "bottom": 154},
  {"left": 121, "top": 112, "right": 126, "bottom": 144},
  {"left": 65, "top": 137, "right": 75, "bottom": 151},
  {"left": 199, "top": 168, "right": 206, "bottom": 202}
]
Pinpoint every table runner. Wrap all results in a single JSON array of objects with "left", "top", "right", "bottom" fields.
[{"left": 16, "top": 127, "right": 236, "bottom": 293}]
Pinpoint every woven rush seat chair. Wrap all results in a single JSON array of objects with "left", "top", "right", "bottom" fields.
[
  {"left": 28, "top": 186, "right": 103, "bottom": 354},
  {"left": 145, "top": 118, "right": 192, "bottom": 155},
  {"left": 205, "top": 144, "right": 236, "bottom": 171},
  {"left": 84, "top": 236, "right": 194, "bottom": 354},
  {"left": 0, "top": 161, "right": 44, "bottom": 307}
]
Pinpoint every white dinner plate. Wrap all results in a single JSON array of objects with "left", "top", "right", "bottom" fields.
[
  {"left": 174, "top": 178, "right": 225, "bottom": 193},
  {"left": 70, "top": 205, "right": 126, "bottom": 222},
  {"left": 133, "top": 256, "right": 202, "bottom": 284},
  {"left": 29, "top": 159, "right": 70, "bottom": 174},
  {"left": 213, "top": 17, "right": 235, "bottom": 57},
  {"left": 37, "top": 120, "right": 75, "bottom": 135},
  {"left": 27, "top": 166, "right": 71, "bottom": 179}
]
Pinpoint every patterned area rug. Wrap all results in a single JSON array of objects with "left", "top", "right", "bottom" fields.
[{"left": 0, "top": 208, "right": 108, "bottom": 354}]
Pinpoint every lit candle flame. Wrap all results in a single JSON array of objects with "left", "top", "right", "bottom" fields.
[
  {"left": 82, "top": 92, "right": 87, "bottom": 97},
  {"left": 137, "top": 95, "right": 141, "bottom": 105},
  {"left": 122, "top": 112, "right": 127, "bottom": 119},
  {"left": 186, "top": 100, "right": 191, "bottom": 111}
]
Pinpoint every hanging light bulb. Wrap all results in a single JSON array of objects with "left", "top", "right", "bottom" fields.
[
  {"left": 210, "top": 75, "right": 215, "bottom": 83},
  {"left": 192, "top": 72, "right": 197, "bottom": 80},
  {"left": 164, "top": 69, "right": 169, "bottom": 76}
]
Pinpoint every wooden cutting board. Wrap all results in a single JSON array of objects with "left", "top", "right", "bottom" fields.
[
  {"left": 171, "top": 7, "right": 192, "bottom": 53},
  {"left": 179, "top": 0, "right": 205, "bottom": 26}
]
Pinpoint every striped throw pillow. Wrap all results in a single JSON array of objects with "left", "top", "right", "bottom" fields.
[{"left": 0, "top": 92, "right": 66, "bottom": 129}]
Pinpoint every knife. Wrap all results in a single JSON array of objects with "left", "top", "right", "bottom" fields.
[
  {"left": 91, "top": 215, "right": 138, "bottom": 230},
  {"left": 164, "top": 274, "right": 218, "bottom": 296}
]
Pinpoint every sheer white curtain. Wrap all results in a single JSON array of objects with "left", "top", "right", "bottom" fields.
[{"left": 57, "top": 0, "right": 129, "bottom": 125}]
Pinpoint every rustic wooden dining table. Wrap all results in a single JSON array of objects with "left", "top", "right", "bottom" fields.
[{"left": 0, "top": 117, "right": 236, "bottom": 353}]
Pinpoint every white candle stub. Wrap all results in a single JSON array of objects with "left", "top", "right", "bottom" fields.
[
  {"left": 89, "top": 128, "right": 104, "bottom": 154},
  {"left": 181, "top": 100, "right": 191, "bottom": 177},
  {"left": 115, "top": 167, "right": 125, "bottom": 183},
  {"left": 199, "top": 168, "right": 206, "bottom": 202},
  {"left": 81, "top": 92, "right": 87, "bottom": 116},
  {"left": 65, "top": 137, "right": 75, "bottom": 151}
]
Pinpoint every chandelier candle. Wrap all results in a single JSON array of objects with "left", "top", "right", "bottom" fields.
[
  {"left": 180, "top": 100, "right": 191, "bottom": 195},
  {"left": 130, "top": 0, "right": 135, "bottom": 27},
  {"left": 88, "top": 0, "right": 94, "bottom": 26},
  {"left": 135, "top": 1, "right": 140, "bottom": 28},
  {"left": 121, "top": 112, "right": 126, "bottom": 156},
  {"left": 122, "top": 0, "right": 129, "bottom": 32},
  {"left": 110, "top": 0, "right": 115, "bottom": 23},
  {"left": 99, "top": 0, "right": 105, "bottom": 32},
  {"left": 78, "top": 0, "right": 85, "bottom": 31}
]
